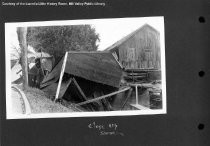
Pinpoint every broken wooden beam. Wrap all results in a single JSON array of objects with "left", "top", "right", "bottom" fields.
[
  {"left": 121, "top": 88, "right": 133, "bottom": 110},
  {"left": 112, "top": 52, "right": 123, "bottom": 69},
  {"left": 72, "top": 78, "right": 88, "bottom": 101},
  {"left": 75, "top": 86, "right": 131, "bottom": 106},
  {"left": 55, "top": 52, "right": 68, "bottom": 101}
]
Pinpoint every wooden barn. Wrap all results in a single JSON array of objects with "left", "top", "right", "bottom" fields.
[{"left": 105, "top": 24, "right": 161, "bottom": 69}]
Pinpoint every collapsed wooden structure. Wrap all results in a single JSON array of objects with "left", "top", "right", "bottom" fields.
[
  {"left": 40, "top": 51, "right": 162, "bottom": 111},
  {"left": 41, "top": 51, "right": 123, "bottom": 88},
  {"left": 41, "top": 51, "right": 133, "bottom": 111},
  {"left": 40, "top": 24, "right": 163, "bottom": 111}
]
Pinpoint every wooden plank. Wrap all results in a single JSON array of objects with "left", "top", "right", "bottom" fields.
[
  {"left": 135, "top": 85, "right": 138, "bottom": 104},
  {"left": 55, "top": 52, "right": 68, "bottom": 100},
  {"left": 112, "top": 52, "right": 123, "bottom": 69},
  {"left": 102, "top": 98, "right": 113, "bottom": 111},
  {"left": 125, "top": 68, "right": 160, "bottom": 72},
  {"left": 121, "top": 88, "right": 133, "bottom": 110},
  {"left": 41, "top": 57, "right": 63, "bottom": 84},
  {"left": 75, "top": 87, "right": 131, "bottom": 106},
  {"left": 72, "top": 78, "right": 88, "bottom": 101},
  {"left": 58, "top": 78, "right": 72, "bottom": 99},
  {"left": 128, "top": 83, "right": 153, "bottom": 88},
  {"left": 124, "top": 76, "right": 146, "bottom": 79},
  {"left": 127, "top": 73, "right": 147, "bottom": 76},
  {"left": 130, "top": 104, "right": 150, "bottom": 110},
  {"left": 92, "top": 90, "right": 112, "bottom": 111},
  {"left": 40, "top": 76, "right": 59, "bottom": 88}
]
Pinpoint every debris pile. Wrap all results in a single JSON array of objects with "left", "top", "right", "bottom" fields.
[
  {"left": 40, "top": 51, "right": 125, "bottom": 111},
  {"left": 39, "top": 51, "right": 162, "bottom": 111}
]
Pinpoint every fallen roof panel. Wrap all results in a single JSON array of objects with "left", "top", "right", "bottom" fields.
[{"left": 41, "top": 51, "right": 123, "bottom": 88}]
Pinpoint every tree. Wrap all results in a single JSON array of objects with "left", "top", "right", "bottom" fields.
[
  {"left": 17, "top": 27, "right": 28, "bottom": 89},
  {"left": 27, "top": 25, "right": 100, "bottom": 63}
]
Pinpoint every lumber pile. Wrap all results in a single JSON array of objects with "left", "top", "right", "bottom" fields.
[
  {"left": 124, "top": 68, "right": 149, "bottom": 82},
  {"left": 123, "top": 68, "right": 161, "bottom": 83}
]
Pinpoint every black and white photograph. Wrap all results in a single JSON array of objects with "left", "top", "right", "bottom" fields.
[{"left": 5, "top": 17, "right": 166, "bottom": 119}]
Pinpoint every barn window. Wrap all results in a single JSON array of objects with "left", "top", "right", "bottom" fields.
[
  {"left": 144, "top": 47, "right": 153, "bottom": 68},
  {"left": 144, "top": 49, "right": 152, "bottom": 60},
  {"left": 127, "top": 48, "right": 136, "bottom": 61}
]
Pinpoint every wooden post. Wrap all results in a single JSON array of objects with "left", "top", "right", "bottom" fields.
[
  {"left": 55, "top": 52, "right": 68, "bottom": 101},
  {"left": 40, "top": 48, "right": 44, "bottom": 75},
  {"left": 17, "top": 27, "right": 28, "bottom": 90},
  {"left": 121, "top": 88, "right": 133, "bottom": 110},
  {"left": 135, "top": 85, "right": 138, "bottom": 105}
]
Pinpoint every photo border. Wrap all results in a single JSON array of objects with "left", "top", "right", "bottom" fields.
[{"left": 5, "top": 16, "right": 166, "bottom": 119}]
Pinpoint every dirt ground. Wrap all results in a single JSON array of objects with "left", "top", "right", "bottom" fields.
[
  {"left": 19, "top": 86, "right": 78, "bottom": 113},
  {"left": 11, "top": 88, "right": 26, "bottom": 114}
]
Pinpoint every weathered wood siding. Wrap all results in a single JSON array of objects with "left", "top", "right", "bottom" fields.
[{"left": 115, "top": 26, "right": 161, "bottom": 69}]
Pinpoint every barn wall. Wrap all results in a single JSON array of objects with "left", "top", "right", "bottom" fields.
[{"left": 117, "top": 26, "right": 161, "bottom": 69}]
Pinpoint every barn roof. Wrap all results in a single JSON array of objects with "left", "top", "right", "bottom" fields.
[
  {"left": 41, "top": 51, "right": 123, "bottom": 88},
  {"left": 105, "top": 24, "right": 159, "bottom": 51}
]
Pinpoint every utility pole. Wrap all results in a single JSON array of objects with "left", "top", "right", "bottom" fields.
[{"left": 17, "top": 27, "right": 28, "bottom": 90}]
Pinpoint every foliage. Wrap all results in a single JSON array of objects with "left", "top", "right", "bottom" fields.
[{"left": 27, "top": 25, "right": 100, "bottom": 63}]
